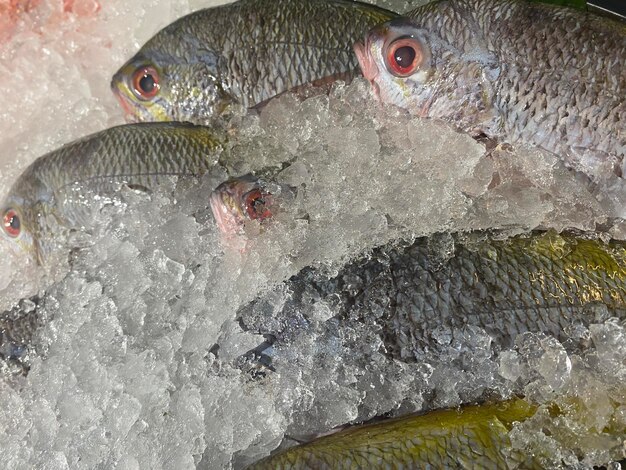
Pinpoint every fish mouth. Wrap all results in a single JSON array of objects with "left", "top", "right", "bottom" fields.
[
  {"left": 110, "top": 73, "right": 140, "bottom": 122},
  {"left": 209, "top": 188, "right": 245, "bottom": 236},
  {"left": 113, "top": 90, "right": 139, "bottom": 122},
  {"left": 353, "top": 38, "right": 381, "bottom": 100}
]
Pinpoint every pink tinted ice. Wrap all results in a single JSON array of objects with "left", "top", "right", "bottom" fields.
[{"left": 0, "top": 0, "right": 100, "bottom": 43}]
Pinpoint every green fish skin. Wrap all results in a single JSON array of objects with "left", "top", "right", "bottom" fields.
[
  {"left": 0, "top": 122, "right": 226, "bottom": 264},
  {"left": 110, "top": 0, "right": 397, "bottom": 125},
  {"left": 247, "top": 398, "right": 538, "bottom": 469},
  {"left": 239, "top": 231, "right": 626, "bottom": 363},
  {"left": 354, "top": 0, "right": 626, "bottom": 180}
]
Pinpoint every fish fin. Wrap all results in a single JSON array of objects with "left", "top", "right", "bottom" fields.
[
  {"left": 252, "top": 70, "right": 358, "bottom": 110},
  {"left": 126, "top": 183, "right": 152, "bottom": 194}
]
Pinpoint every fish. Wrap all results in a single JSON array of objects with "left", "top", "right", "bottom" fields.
[
  {"left": 110, "top": 0, "right": 397, "bottom": 125},
  {"left": 0, "top": 296, "right": 39, "bottom": 374},
  {"left": 246, "top": 398, "right": 540, "bottom": 469},
  {"left": 239, "top": 229, "right": 626, "bottom": 363},
  {"left": 0, "top": 122, "right": 227, "bottom": 264},
  {"left": 210, "top": 175, "right": 277, "bottom": 237},
  {"left": 353, "top": 0, "right": 626, "bottom": 180},
  {"left": 213, "top": 175, "right": 626, "bottom": 362},
  {"left": 0, "top": 0, "right": 100, "bottom": 43},
  {"left": 209, "top": 173, "right": 299, "bottom": 253}
]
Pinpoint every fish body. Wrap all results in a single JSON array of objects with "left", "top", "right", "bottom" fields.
[
  {"left": 0, "top": 122, "right": 226, "bottom": 263},
  {"left": 111, "top": 0, "right": 397, "bottom": 124},
  {"left": 354, "top": 0, "right": 626, "bottom": 179},
  {"left": 247, "top": 398, "right": 538, "bottom": 469},
  {"left": 212, "top": 176, "right": 626, "bottom": 359},
  {"left": 238, "top": 230, "right": 626, "bottom": 362}
]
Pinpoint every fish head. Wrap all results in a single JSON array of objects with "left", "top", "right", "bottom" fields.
[
  {"left": 111, "top": 48, "right": 237, "bottom": 125},
  {"left": 209, "top": 174, "right": 275, "bottom": 237},
  {"left": 354, "top": 17, "right": 436, "bottom": 113},
  {"left": 0, "top": 172, "right": 61, "bottom": 266},
  {"left": 0, "top": 195, "right": 42, "bottom": 264}
]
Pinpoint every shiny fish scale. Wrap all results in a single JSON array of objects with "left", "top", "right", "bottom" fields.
[
  {"left": 213, "top": 0, "right": 393, "bottom": 106},
  {"left": 247, "top": 399, "right": 538, "bottom": 469},
  {"left": 383, "top": 239, "right": 626, "bottom": 358},
  {"left": 480, "top": 0, "right": 625, "bottom": 166},
  {"left": 238, "top": 233, "right": 626, "bottom": 364},
  {"left": 20, "top": 123, "right": 224, "bottom": 192},
  {"left": 385, "top": 0, "right": 625, "bottom": 173}
]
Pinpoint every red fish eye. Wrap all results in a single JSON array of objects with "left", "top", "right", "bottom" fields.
[
  {"left": 386, "top": 37, "right": 422, "bottom": 78},
  {"left": 132, "top": 66, "right": 160, "bottom": 99},
  {"left": 2, "top": 209, "right": 20, "bottom": 238},
  {"left": 244, "top": 189, "right": 272, "bottom": 221}
]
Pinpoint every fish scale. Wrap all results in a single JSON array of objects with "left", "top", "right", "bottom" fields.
[{"left": 247, "top": 399, "right": 540, "bottom": 469}]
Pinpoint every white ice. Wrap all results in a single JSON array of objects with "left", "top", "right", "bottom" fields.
[{"left": 0, "top": 1, "right": 624, "bottom": 469}]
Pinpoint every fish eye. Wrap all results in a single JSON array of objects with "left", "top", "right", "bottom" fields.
[
  {"left": 2, "top": 208, "right": 21, "bottom": 238},
  {"left": 244, "top": 189, "right": 272, "bottom": 221},
  {"left": 132, "top": 66, "right": 160, "bottom": 100},
  {"left": 385, "top": 37, "right": 423, "bottom": 78}
]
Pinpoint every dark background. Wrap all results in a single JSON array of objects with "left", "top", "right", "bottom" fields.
[{"left": 589, "top": 0, "right": 626, "bottom": 19}]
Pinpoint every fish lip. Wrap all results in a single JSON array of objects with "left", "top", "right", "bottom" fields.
[
  {"left": 114, "top": 90, "right": 138, "bottom": 121},
  {"left": 353, "top": 37, "right": 381, "bottom": 100},
  {"left": 110, "top": 75, "right": 139, "bottom": 121},
  {"left": 209, "top": 189, "right": 244, "bottom": 236}
]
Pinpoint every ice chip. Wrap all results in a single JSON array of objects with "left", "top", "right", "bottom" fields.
[
  {"left": 537, "top": 337, "right": 572, "bottom": 392},
  {"left": 499, "top": 350, "right": 522, "bottom": 382}
]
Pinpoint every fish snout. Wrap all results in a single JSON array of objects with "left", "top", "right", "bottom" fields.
[
  {"left": 110, "top": 69, "right": 141, "bottom": 121},
  {"left": 209, "top": 176, "right": 279, "bottom": 238},
  {"left": 209, "top": 187, "right": 245, "bottom": 236},
  {"left": 353, "top": 35, "right": 382, "bottom": 101}
]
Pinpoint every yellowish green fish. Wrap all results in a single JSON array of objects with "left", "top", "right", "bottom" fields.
[
  {"left": 247, "top": 398, "right": 540, "bottom": 469},
  {"left": 217, "top": 177, "right": 626, "bottom": 361},
  {"left": 247, "top": 394, "right": 626, "bottom": 469},
  {"left": 237, "top": 226, "right": 626, "bottom": 361}
]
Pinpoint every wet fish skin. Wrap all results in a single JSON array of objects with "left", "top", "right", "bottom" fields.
[
  {"left": 0, "top": 122, "right": 226, "bottom": 264},
  {"left": 354, "top": 0, "right": 626, "bottom": 179},
  {"left": 247, "top": 398, "right": 538, "bottom": 469},
  {"left": 0, "top": 296, "right": 39, "bottom": 374},
  {"left": 111, "top": 0, "right": 397, "bottom": 125},
  {"left": 239, "top": 231, "right": 626, "bottom": 363}
]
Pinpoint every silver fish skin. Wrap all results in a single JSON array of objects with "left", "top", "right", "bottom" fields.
[
  {"left": 354, "top": 0, "right": 626, "bottom": 179},
  {"left": 111, "top": 0, "right": 397, "bottom": 124},
  {"left": 0, "top": 122, "right": 226, "bottom": 264}
]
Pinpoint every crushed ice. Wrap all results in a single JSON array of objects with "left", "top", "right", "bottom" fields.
[{"left": 0, "top": 0, "right": 625, "bottom": 469}]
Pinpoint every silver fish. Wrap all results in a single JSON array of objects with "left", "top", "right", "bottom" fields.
[
  {"left": 354, "top": 0, "right": 626, "bottom": 179},
  {"left": 111, "top": 0, "right": 397, "bottom": 124}
]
